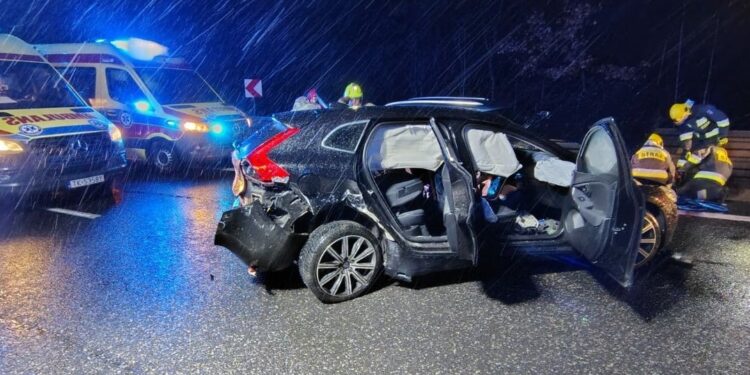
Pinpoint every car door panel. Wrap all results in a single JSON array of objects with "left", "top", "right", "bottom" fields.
[
  {"left": 430, "top": 118, "right": 478, "bottom": 263},
  {"left": 564, "top": 118, "right": 644, "bottom": 287}
]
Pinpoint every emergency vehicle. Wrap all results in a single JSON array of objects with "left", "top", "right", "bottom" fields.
[
  {"left": 35, "top": 39, "right": 251, "bottom": 173},
  {"left": 0, "top": 34, "right": 126, "bottom": 196}
]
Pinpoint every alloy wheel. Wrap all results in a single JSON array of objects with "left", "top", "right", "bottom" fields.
[
  {"left": 315, "top": 235, "right": 377, "bottom": 297},
  {"left": 636, "top": 212, "right": 661, "bottom": 267}
]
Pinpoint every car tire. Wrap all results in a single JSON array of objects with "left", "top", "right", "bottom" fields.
[
  {"left": 635, "top": 211, "right": 663, "bottom": 268},
  {"left": 148, "top": 140, "right": 179, "bottom": 174},
  {"left": 298, "top": 221, "right": 383, "bottom": 303}
]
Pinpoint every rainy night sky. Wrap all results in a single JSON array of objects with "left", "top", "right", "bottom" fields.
[{"left": 2, "top": 0, "right": 749, "bottom": 143}]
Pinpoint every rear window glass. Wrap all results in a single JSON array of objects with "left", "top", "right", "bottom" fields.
[
  {"left": 62, "top": 67, "right": 96, "bottom": 102},
  {"left": 322, "top": 120, "right": 367, "bottom": 153},
  {"left": 106, "top": 68, "right": 147, "bottom": 104}
]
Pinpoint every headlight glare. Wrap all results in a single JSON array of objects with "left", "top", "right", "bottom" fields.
[
  {"left": 108, "top": 125, "right": 123, "bottom": 142},
  {"left": 0, "top": 139, "right": 24, "bottom": 153}
]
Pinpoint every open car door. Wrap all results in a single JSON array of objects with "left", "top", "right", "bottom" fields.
[
  {"left": 429, "top": 118, "right": 478, "bottom": 264},
  {"left": 564, "top": 118, "right": 644, "bottom": 287}
]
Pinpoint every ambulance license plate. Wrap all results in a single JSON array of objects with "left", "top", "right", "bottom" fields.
[{"left": 68, "top": 175, "right": 105, "bottom": 189}]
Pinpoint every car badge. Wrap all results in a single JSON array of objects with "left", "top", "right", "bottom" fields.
[
  {"left": 18, "top": 124, "right": 42, "bottom": 136},
  {"left": 120, "top": 111, "right": 133, "bottom": 128}
]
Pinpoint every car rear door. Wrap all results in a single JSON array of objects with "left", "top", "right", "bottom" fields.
[
  {"left": 564, "top": 118, "right": 644, "bottom": 287},
  {"left": 429, "top": 118, "right": 479, "bottom": 264}
]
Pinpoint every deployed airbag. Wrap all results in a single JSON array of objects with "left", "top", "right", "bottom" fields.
[
  {"left": 534, "top": 157, "right": 575, "bottom": 187},
  {"left": 465, "top": 129, "right": 521, "bottom": 177},
  {"left": 367, "top": 124, "right": 444, "bottom": 172}
]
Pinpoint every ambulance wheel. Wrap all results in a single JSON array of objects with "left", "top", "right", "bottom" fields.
[{"left": 149, "top": 140, "right": 179, "bottom": 173}]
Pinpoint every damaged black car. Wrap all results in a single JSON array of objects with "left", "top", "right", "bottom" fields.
[{"left": 215, "top": 100, "right": 678, "bottom": 303}]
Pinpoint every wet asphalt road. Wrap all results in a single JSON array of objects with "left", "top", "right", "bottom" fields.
[{"left": 1, "top": 171, "right": 749, "bottom": 374}]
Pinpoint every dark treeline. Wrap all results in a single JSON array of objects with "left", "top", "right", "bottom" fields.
[{"left": 2, "top": 0, "right": 748, "bottom": 145}]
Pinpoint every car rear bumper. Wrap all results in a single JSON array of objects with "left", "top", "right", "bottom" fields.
[{"left": 214, "top": 202, "right": 305, "bottom": 272}]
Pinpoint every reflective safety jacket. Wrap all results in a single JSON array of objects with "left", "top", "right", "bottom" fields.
[
  {"left": 690, "top": 146, "right": 733, "bottom": 186},
  {"left": 631, "top": 141, "right": 675, "bottom": 184},
  {"left": 677, "top": 104, "right": 730, "bottom": 150}
]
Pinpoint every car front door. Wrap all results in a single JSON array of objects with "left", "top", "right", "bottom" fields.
[
  {"left": 564, "top": 118, "right": 644, "bottom": 287},
  {"left": 429, "top": 118, "right": 479, "bottom": 263}
]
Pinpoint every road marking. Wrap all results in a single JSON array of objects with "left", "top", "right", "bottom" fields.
[
  {"left": 44, "top": 208, "right": 101, "bottom": 220},
  {"left": 678, "top": 210, "right": 750, "bottom": 223}
]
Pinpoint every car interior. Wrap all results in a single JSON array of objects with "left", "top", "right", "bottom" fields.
[
  {"left": 364, "top": 123, "right": 579, "bottom": 244},
  {"left": 365, "top": 124, "right": 448, "bottom": 241},
  {"left": 463, "top": 126, "right": 575, "bottom": 241}
]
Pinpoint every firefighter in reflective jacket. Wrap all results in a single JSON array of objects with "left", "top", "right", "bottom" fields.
[
  {"left": 676, "top": 145, "right": 732, "bottom": 202},
  {"left": 631, "top": 133, "right": 676, "bottom": 185},
  {"left": 670, "top": 99, "right": 730, "bottom": 169}
]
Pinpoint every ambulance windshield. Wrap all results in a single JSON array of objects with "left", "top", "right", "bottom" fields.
[
  {"left": 0, "top": 61, "right": 84, "bottom": 110},
  {"left": 136, "top": 67, "right": 222, "bottom": 105}
]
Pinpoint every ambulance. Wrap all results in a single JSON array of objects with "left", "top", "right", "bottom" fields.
[
  {"left": 35, "top": 38, "right": 251, "bottom": 173},
  {"left": 0, "top": 34, "right": 127, "bottom": 197}
]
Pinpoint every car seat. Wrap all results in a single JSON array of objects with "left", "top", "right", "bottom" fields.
[{"left": 385, "top": 178, "right": 425, "bottom": 227}]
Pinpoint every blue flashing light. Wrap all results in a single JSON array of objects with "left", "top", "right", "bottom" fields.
[
  {"left": 94, "top": 38, "right": 107, "bottom": 44},
  {"left": 165, "top": 119, "right": 178, "bottom": 128},
  {"left": 210, "top": 123, "right": 224, "bottom": 135},
  {"left": 134, "top": 100, "right": 152, "bottom": 113}
]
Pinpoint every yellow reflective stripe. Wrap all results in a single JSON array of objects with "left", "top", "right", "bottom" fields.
[
  {"left": 679, "top": 132, "right": 693, "bottom": 141},
  {"left": 696, "top": 117, "right": 710, "bottom": 129},
  {"left": 694, "top": 171, "right": 727, "bottom": 186},
  {"left": 632, "top": 168, "right": 669, "bottom": 183},
  {"left": 677, "top": 159, "right": 687, "bottom": 168},
  {"left": 686, "top": 153, "right": 702, "bottom": 164},
  {"left": 636, "top": 149, "right": 667, "bottom": 162},
  {"left": 716, "top": 119, "right": 730, "bottom": 128},
  {"left": 704, "top": 128, "right": 720, "bottom": 138}
]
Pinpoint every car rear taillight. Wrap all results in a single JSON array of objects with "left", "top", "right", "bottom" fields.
[{"left": 247, "top": 127, "right": 299, "bottom": 183}]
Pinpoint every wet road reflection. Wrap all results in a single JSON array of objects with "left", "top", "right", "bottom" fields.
[{"left": 1, "top": 170, "right": 749, "bottom": 373}]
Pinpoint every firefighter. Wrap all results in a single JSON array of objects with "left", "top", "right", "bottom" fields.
[
  {"left": 676, "top": 145, "right": 732, "bottom": 202},
  {"left": 670, "top": 99, "right": 730, "bottom": 169},
  {"left": 337, "top": 82, "right": 364, "bottom": 108},
  {"left": 292, "top": 88, "right": 324, "bottom": 111},
  {"left": 631, "top": 133, "right": 676, "bottom": 185}
]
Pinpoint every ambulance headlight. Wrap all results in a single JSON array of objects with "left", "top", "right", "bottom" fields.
[
  {"left": 108, "top": 125, "right": 123, "bottom": 142},
  {"left": 182, "top": 121, "right": 209, "bottom": 133},
  {"left": 0, "top": 139, "right": 24, "bottom": 154}
]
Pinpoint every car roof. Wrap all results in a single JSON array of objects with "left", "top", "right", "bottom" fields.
[
  {"left": 274, "top": 106, "right": 573, "bottom": 158},
  {"left": 385, "top": 97, "right": 507, "bottom": 112},
  {"left": 275, "top": 105, "right": 512, "bottom": 127}
]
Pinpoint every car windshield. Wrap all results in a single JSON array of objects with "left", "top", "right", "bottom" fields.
[
  {"left": 135, "top": 67, "right": 222, "bottom": 105},
  {"left": 0, "top": 61, "right": 84, "bottom": 110}
]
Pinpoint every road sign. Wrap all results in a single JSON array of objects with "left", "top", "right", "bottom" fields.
[{"left": 244, "top": 79, "right": 263, "bottom": 98}]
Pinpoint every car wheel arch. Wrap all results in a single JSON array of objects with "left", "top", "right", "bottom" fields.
[{"left": 307, "top": 203, "right": 383, "bottom": 240}]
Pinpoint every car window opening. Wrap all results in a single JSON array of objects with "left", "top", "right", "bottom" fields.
[
  {"left": 465, "top": 126, "right": 575, "bottom": 240},
  {"left": 366, "top": 124, "right": 448, "bottom": 240}
]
